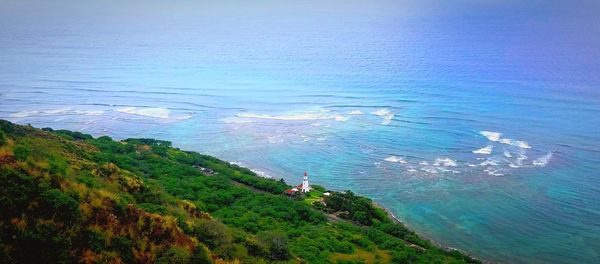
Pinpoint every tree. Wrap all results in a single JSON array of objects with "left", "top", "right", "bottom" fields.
[
  {"left": 191, "top": 219, "right": 232, "bottom": 250},
  {"left": 257, "top": 230, "right": 292, "bottom": 261},
  {"left": 13, "top": 144, "right": 31, "bottom": 161},
  {"left": 0, "top": 129, "right": 6, "bottom": 146},
  {"left": 190, "top": 245, "right": 212, "bottom": 264}
]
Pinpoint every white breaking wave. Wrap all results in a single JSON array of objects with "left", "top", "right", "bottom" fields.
[
  {"left": 434, "top": 157, "right": 458, "bottom": 167},
  {"left": 473, "top": 145, "right": 493, "bottom": 155},
  {"left": 384, "top": 155, "right": 406, "bottom": 163},
  {"left": 498, "top": 138, "right": 531, "bottom": 149},
  {"left": 480, "top": 131, "right": 502, "bottom": 141},
  {"left": 117, "top": 107, "right": 193, "bottom": 120},
  {"left": 74, "top": 110, "right": 104, "bottom": 116},
  {"left": 230, "top": 161, "right": 273, "bottom": 178},
  {"left": 480, "top": 131, "right": 532, "bottom": 149},
  {"left": 221, "top": 117, "right": 254, "bottom": 124},
  {"left": 10, "top": 108, "right": 105, "bottom": 118},
  {"left": 485, "top": 168, "right": 504, "bottom": 176},
  {"left": 237, "top": 112, "right": 348, "bottom": 122},
  {"left": 499, "top": 138, "right": 512, "bottom": 144},
  {"left": 512, "top": 140, "right": 532, "bottom": 149},
  {"left": 372, "top": 108, "right": 391, "bottom": 116},
  {"left": 11, "top": 110, "right": 43, "bottom": 118},
  {"left": 348, "top": 110, "right": 364, "bottom": 115},
  {"left": 371, "top": 108, "right": 394, "bottom": 125},
  {"left": 117, "top": 107, "right": 170, "bottom": 119},
  {"left": 420, "top": 167, "right": 439, "bottom": 174},
  {"left": 480, "top": 160, "right": 498, "bottom": 166},
  {"left": 503, "top": 151, "right": 512, "bottom": 158},
  {"left": 381, "top": 114, "right": 394, "bottom": 125},
  {"left": 533, "top": 152, "right": 553, "bottom": 166}
]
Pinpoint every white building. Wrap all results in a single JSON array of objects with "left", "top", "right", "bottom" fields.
[{"left": 301, "top": 171, "right": 310, "bottom": 192}]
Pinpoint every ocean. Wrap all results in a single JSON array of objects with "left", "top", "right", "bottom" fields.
[{"left": 1, "top": 0, "right": 600, "bottom": 263}]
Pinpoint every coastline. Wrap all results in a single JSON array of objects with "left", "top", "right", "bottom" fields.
[
  {"left": 0, "top": 120, "right": 483, "bottom": 263},
  {"left": 372, "top": 202, "right": 487, "bottom": 263},
  {"left": 232, "top": 161, "right": 484, "bottom": 262}
]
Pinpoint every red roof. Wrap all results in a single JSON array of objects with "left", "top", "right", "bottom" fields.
[{"left": 284, "top": 189, "right": 297, "bottom": 195}]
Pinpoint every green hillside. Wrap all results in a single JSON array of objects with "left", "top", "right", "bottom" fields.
[{"left": 0, "top": 120, "right": 478, "bottom": 264}]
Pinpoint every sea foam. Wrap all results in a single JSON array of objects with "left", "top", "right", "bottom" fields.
[
  {"left": 384, "top": 156, "right": 406, "bottom": 163},
  {"left": 237, "top": 112, "right": 348, "bottom": 122},
  {"left": 116, "top": 107, "right": 193, "bottom": 120},
  {"left": 533, "top": 152, "right": 553, "bottom": 167},
  {"left": 117, "top": 107, "right": 171, "bottom": 119},
  {"left": 473, "top": 145, "right": 493, "bottom": 155},
  {"left": 434, "top": 157, "right": 457, "bottom": 167},
  {"left": 10, "top": 108, "right": 105, "bottom": 118},
  {"left": 480, "top": 131, "right": 502, "bottom": 141},
  {"left": 371, "top": 108, "right": 394, "bottom": 125}
]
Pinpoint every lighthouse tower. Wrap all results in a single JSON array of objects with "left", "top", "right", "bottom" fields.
[{"left": 301, "top": 171, "right": 310, "bottom": 193}]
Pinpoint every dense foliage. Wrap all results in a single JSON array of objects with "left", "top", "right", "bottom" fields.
[{"left": 0, "top": 120, "right": 479, "bottom": 263}]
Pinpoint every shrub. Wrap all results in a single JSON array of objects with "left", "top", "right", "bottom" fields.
[
  {"left": 156, "top": 246, "right": 191, "bottom": 264},
  {"left": 190, "top": 245, "right": 212, "bottom": 264},
  {"left": 0, "top": 129, "right": 6, "bottom": 146},
  {"left": 257, "top": 230, "right": 292, "bottom": 261},
  {"left": 191, "top": 219, "right": 232, "bottom": 250},
  {"left": 13, "top": 143, "right": 31, "bottom": 161},
  {"left": 39, "top": 189, "right": 81, "bottom": 224}
]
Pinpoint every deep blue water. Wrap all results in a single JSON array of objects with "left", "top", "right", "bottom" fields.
[{"left": 2, "top": 1, "right": 600, "bottom": 263}]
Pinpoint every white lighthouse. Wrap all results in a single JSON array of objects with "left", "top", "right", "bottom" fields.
[{"left": 301, "top": 171, "right": 310, "bottom": 193}]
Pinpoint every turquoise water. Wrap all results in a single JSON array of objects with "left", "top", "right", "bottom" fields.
[{"left": 2, "top": 1, "right": 600, "bottom": 263}]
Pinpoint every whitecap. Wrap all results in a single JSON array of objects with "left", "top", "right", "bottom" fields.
[
  {"left": 434, "top": 157, "right": 458, "bottom": 167},
  {"left": 503, "top": 151, "right": 512, "bottom": 158},
  {"left": 485, "top": 168, "right": 504, "bottom": 176},
  {"left": 221, "top": 117, "right": 254, "bottom": 124},
  {"left": 480, "top": 131, "right": 502, "bottom": 141},
  {"left": 513, "top": 140, "right": 532, "bottom": 149},
  {"left": 250, "top": 169, "right": 273, "bottom": 178},
  {"left": 10, "top": 108, "right": 105, "bottom": 118},
  {"left": 381, "top": 114, "right": 394, "bottom": 125},
  {"left": 533, "top": 152, "right": 553, "bottom": 167},
  {"left": 237, "top": 112, "right": 347, "bottom": 122},
  {"left": 420, "top": 167, "right": 439, "bottom": 174},
  {"left": 74, "top": 110, "right": 105, "bottom": 116},
  {"left": 499, "top": 138, "right": 512, "bottom": 144},
  {"left": 479, "top": 160, "right": 498, "bottom": 166},
  {"left": 498, "top": 138, "right": 531, "bottom": 149},
  {"left": 473, "top": 145, "right": 493, "bottom": 155},
  {"left": 333, "top": 115, "right": 349, "bottom": 122},
  {"left": 175, "top": 114, "right": 194, "bottom": 120},
  {"left": 10, "top": 110, "right": 39, "bottom": 118},
  {"left": 372, "top": 108, "right": 391, "bottom": 116},
  {"left": 45, "top": 108, "right": 70, "bottom": 115},
  {"left": 384, "top": 156, "right": 407, "bottom": 163},
  {"left": 117, "top": 107, "right": 171, "bottom": 119},
  {"left": 371, "top": 108, "right": 394, "bottom": 125},
  {"left": 348, "top": 110, "right": 364, "bottom": 115}
]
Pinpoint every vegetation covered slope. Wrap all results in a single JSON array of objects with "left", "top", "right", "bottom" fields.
[{"left": 0, "top": 120, "right": 479, "bottom": 264}]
